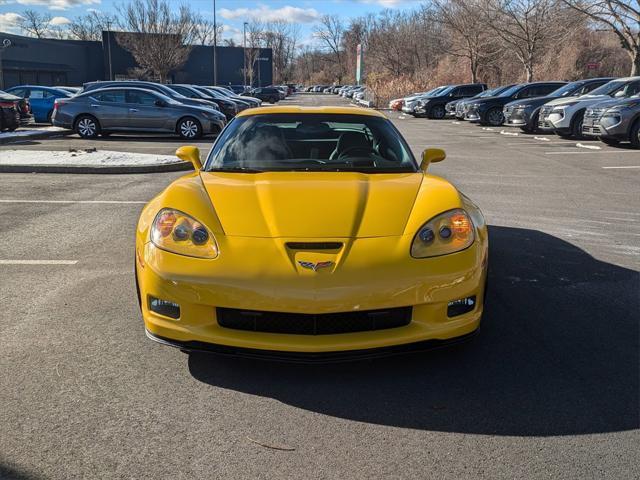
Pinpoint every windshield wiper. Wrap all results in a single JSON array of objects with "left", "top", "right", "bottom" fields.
[{"left": 209, "top": 167, "right": 265, "bottom": 173}]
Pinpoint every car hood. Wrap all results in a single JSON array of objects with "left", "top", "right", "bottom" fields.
[
  {"left": 590, "top": 97, "right": 640, "bottom": 110},
  {"left": 505, "top": 95, "right": 560, "bottom": 108},
  {"left": 470, "top": 96, "right": 510, "bottom": 107},
  {"left": 545, "top": 94, "right": 610, "bottom": 107},
  {"left": 200, "top": 172, "right": 424, "bottom": 238}
]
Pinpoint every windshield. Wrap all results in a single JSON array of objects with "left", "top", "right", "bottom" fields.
[
  {"left": 433, "top": 86, "right": 454, "bottom": 96},
  {"left": 498, "top": 85, "right": 523, "bottom": 97},
  {"left": 550, "top": 82, "right": 583, "bottom": 97},
  {"left": 588, "top": 80, "right": 626, "bottom": 96},
  {"left": 205, "top": 113, "right": 417, "bottom": 173}
]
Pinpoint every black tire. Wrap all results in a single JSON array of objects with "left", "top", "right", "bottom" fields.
[
  {"left": 269, "top": 96, "right": 278, "bottom": 104},
  {"left": 429, "top": 104, "right": 446, "bottom": 120},
  {"left": 600, "top": 137, "right": 620, "bottom": 147},
  {"left": 571, "top": 109, "right": 585, "bottom": 139},
  {"left": 629, "top": 120, "right": 640, "bottom": 149},
  {"left": 521, "top": 111, "right": 539, "bottom": 134},
  {"left": 75, "top": 115, "right": 100, "bottom": 138},
  {"left": 8, "top": 126, "right": 17, "bottom": 132},
  {"left": 177, "top": 116, "right": 202, "bottom": 140},
  {"left": 484, "top": 107, "right": 504, "bottom": 126}
]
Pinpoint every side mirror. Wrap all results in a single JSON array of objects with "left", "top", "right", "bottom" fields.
[
  {"left": 420, "top": 148, "right": 446, "bottom": 172},
  {"left": 176, "top": 146, "right": 202, "bottom": 171},
  {"left": 155, "top": 99, "right": 166, "bottom": 107}
]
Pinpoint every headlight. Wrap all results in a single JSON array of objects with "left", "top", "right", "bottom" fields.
[
  {"left": 411, "top": 209, "right": 475, "bottom": 258},
  {"left": 151, "top": 208, "right": 218, "bottom": 259}
]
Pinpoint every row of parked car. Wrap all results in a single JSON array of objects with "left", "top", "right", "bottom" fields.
[
  {"left": 392, "top": 77, "right": 640, "bottom": 147},
  {"left": 0, "top": 81, "right": 299, "bottom": 139}
]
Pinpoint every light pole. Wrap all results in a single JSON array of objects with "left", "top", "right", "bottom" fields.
[
  {"left": 213, "top": 0, "right": 218, "bottom": 85},
  {"left": 0, "top": 38, "right": 11, "bottom": 91},
  {"left": 243, "top": 22, "right": 248, "bottom": 87}
]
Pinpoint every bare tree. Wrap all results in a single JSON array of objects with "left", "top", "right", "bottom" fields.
[
  {"left": 69, "top": 11, "right": 117, "bottom": 41},
  {"left": 263, "top": 21, "right": 299, "bottom": 83},
  {"left": 486, "top": 0, "right": 575, "bottom": 81},
  {"left": 18, "top": 9, "right": 52, "bottom": 39},
  {"left": 562, "top": 0, "right": 640, "bottom": 75},
  {"left": 434, "top": 0, "right": 500, "bottom": 82},
  {"left": 116, "top": 0, "right": 197, "bottom": 83},
  {"left": 244, "top": 20, "right": 264, "bottom": 87},
  {"left": 193, "top": 16, "right": 223, "bottom": 46},
  {"left": 314, "top": 15, "right": 346, "bottom": 82}
]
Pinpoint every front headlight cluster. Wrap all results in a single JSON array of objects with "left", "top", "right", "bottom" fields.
[
  {"left": 151, "top": 209, "right": 218, "bottom": 259},
  {"left": 411, "top": 209, "right": 475, "bottom": 258}
]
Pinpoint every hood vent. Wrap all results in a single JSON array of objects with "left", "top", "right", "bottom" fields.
[{"left": 286, "top": 242, "right": 343, "bottom": 250}]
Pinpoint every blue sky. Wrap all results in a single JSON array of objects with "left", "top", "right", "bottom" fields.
[{"left": 0, "top": 0, "right": 421, "bottom": 45}]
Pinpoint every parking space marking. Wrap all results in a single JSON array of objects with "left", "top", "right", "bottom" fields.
[
  {"left": 0, "top": 199, "right": 146, "bottom": 204},
  {"left": 602, "top": 166, "right": 640, "bottom": 169},
  {"left": 545, "top": 150, "right": 639, "bottom": 155},
  {"left": 0, "top": 260, "right": 78, "bottom": 265}
]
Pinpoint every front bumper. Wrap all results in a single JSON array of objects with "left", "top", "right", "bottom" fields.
[
  {"left": 137, "top": 236, "right": 487, "bottom": 354},
  {"left": 503, "top": 107, "right": 530, "bottom": 127}
]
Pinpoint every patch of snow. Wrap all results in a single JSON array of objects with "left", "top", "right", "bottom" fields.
[
  {"left": 0, "top": 149, "right": 181, "bottom": 167},
  {"left": 576, "top": 142, "right": 601, "bottom": 150},
  {"left": 500, "top": 130, "right": 519, "bottom": 136},
  {"left": 534, "top": 136, "right": 550, "bottom": 141},
  {"left": 481, "top": 127, "right": 495, "bottom": 131},
  {"left": 0, "top": 127, "right": 68, "bottom": 139}
]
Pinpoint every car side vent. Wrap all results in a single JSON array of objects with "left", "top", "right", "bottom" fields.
[{"left": 286, "top": 242, "right": 343, "bottom": 250}]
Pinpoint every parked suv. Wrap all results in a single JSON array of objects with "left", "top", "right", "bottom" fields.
[
  {"left": 401, "top": 86, "right": 448, "bottom": 115},
  {"left": 465, "top": 82, "right": 565, "bottom": 126},
  {"left": 503, "top": 78, "right": 613, "bottom": 133},
  {"left": 452, "top": 84, "right": 517, "bottom": 120},
  {"left": 414, "top": 83, "right": 487, "bottom": 119},
  {"left": 53, "top": 87, "right": 225, "bottom": 139},
  {"left": 582, "top": 95, "right": 640, "bottom": 147},
  {"left": 539, "top": 77, "right": 640, "bottom": 138},
  {"left": 246, "top": 87, "right": 280, "bottom": 103}
]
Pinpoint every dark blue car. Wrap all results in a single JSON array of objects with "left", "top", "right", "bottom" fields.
[{"left": 5, "top": 85, "right": 72, "bottom": 123}]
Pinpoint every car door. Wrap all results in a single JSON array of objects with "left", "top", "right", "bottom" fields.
[
  {"left": 90, "top": 90, "right": 129, "bottom": 129},
  {"left": 125, "top": 90, "right": 167, "bottom": 131},
  {"left": 27, "top": 88, "right": 48, "bottom": 122}
]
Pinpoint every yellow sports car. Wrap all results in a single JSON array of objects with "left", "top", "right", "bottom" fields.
[{"left": 135, "top": 106, "right": 488, "bottom": 360}]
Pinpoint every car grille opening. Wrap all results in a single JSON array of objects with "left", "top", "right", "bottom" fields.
[
  {"left": 285, "top": 242, "right": 343, "bottom": 250},
  {"left": 216, "top": 306, "right": 412, "bottom": 335}
]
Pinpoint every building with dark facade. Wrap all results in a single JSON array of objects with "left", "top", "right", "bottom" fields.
[{"left": 0, "top": 31, "right": 273, "bottom": 89}]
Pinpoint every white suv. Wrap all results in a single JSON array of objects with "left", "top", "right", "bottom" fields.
[{"left": 539, "top": 77, "right": 640, "bottom": 138}]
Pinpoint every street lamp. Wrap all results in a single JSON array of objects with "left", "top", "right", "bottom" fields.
[
  {"left": 0, "top": 38, "right": 12, "bottom": 91},
  {"left": 243, "top": 22, "right": 248, "bottom": 87},
  {"left": 212, "top": 0, "right": 217, "bottom": 86}
]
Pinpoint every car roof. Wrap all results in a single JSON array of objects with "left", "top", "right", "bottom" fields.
[
  {"left": 8, "top": 85, "right": 65, "bottom": 90},
  {"left": 82, "top": 86, "right": 161, "bottom": 95},
  {"left": 236, "top": 106, "right": 386, "bottom": 118}
]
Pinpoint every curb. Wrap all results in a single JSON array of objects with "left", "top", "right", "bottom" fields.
[
  {"left": 0, "top": 161, "right": 193, "bottom": 174},
  {"left": 0, "top": 129, "right": 74, "bottom": 145}
]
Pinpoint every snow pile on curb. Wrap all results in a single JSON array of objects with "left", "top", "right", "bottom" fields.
[
  {"left": 0, "top": 126, "right": 68, "bottom": 139},
  {"left": 0, "top": 149, "right": 181, "bottom": 167}
]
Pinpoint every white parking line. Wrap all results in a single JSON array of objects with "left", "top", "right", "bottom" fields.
[
  {"left": 0, "top": 260, "right": 78, "bottom": 265},
  {"left": 0, "top": 199, "right": 146, "bottom": 204},
  {"left": 545, "top": 150, "right": 639, "bottom": 155},
  {"left": 602, "top": 166, "right": 640, "bottom": 169}
]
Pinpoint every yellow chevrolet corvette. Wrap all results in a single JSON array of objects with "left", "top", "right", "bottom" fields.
[{"left": 135, "top": 106, "right": 488, "bottom": 360}]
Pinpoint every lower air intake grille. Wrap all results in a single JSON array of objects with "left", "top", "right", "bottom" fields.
[{"left": 217, "top": 307, "right": 412, "bottom": 335}]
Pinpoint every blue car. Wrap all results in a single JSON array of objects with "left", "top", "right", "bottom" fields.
[{"left": 5, "top": 85, "right": 72, "bottom": 123}]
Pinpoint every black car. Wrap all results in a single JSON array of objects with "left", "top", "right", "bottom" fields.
[
  {"left": 162, "top": 84, "right": 224, "bottom": 112},
  {"left": 414, "top": 83, "right": 487, "bottom": 119},
  {"left": 465, "top": 82, "right": 567, "bottom": 126},
  {"left": 447, "top": 84, "right": 517, "bottom": 119},
  {"left": 207, "top": 86, "right": 257, "bottom": 109},
  {"left": 246, "top": 87, "right": 281, "bottom": 103},
  {"left": 190, "top": 86, "right": 240, "bottom": 120},
  {"left": 503, "top": 77, "right": 614, "bottom": 132},
  {"left": 81, "top": 81, "right": 226, "bottom": 121},
  {"left": 0, "top": 90, "right": 34, "bottom": 131}
]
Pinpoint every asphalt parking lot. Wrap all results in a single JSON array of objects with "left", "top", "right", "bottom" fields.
[{"left": 1, "top": 94, "right": 638, "bottom": 479}]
